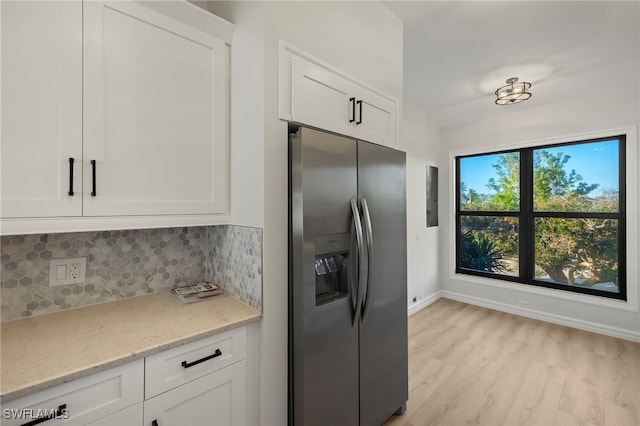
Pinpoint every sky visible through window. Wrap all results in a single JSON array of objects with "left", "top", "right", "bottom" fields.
[{"left": 460, "top": 140, "right": 619, "bottom": 198}]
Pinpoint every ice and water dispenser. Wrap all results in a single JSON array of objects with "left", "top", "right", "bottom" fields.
[{"left": 314, "top": 233, "right": 351, "bottom": 306}]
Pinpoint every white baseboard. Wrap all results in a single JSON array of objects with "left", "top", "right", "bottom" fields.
[
  {"left": 442, "top": 290, "right": 640, "bottom": 343},
  {"left": 408, "top": 291, "right": 442, "bottom": 316}
]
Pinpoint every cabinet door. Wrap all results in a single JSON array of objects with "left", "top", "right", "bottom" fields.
[
  {"left": 144, "top": 361, "right": 246, "bottom": 426},
  {"left": 353, "top": 89, "right": 398, "bottom": 148},
  {"left": 83, "top": 1, "right": 228, "bottom": 216},
  {"left": 291, "top": 56, "right": 354, "bottom": 137},
  {"left": 1, "top": 1, "right": 82, "bottom": 218}
]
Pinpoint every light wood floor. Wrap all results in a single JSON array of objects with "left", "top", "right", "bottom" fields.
[{"left": 384, "top": 298, "right": 640, "bottom": 426}]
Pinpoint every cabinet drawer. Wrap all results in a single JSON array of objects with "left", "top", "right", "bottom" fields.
[
  {"left": 0, "top": 360, "right": 143, "bottom": 426},
  {"left": 145, "top": 326, "right": 246, "bottom": 399}
]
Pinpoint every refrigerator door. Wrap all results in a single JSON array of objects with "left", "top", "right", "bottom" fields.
[
  {"left": 289, "top": 127, "right": 360, "bottom": 426},
  {"left": 357, "top": 140, "right": 408, "bottom": 426}
]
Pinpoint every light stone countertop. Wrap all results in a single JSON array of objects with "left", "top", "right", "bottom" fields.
[{"left": 0, "top": 291, "right": 261, "bottom": 401}]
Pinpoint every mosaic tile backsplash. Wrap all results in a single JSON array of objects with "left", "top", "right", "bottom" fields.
[
  {"left": 1, "top": 225, "right": 263, "bottom": 321},
  {"left": 206, "top": 226, "right": 263, "bottom": 312}
]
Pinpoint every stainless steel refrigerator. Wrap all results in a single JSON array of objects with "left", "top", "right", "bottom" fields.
[{"left": 288, "top": 126, "right": 408, "bottom": 426}]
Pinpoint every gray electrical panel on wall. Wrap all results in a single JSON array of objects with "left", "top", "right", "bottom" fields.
[{"left": 426, "top": 165, "right": 438, "bottom": 227}]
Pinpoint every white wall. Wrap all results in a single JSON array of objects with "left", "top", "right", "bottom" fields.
[
  {"left": 264, "top": 2, "right": 402, "bottom": 97},
  {"left": 401, "top": 101, "right": 442, "bottom": 314},
  {"left": 439, "top": 60, "right": 640, "bottom": 341},
  {"left": 208, "top": 2, "right": 403, "bottom": 424}
]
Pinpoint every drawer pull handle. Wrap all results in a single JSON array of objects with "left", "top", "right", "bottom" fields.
[
  {"left": 181, "top": 349, "right": 222, "bottom": 368},
  {"left": 68, "top": 158, "right": 75, "bottom": 196},
  {"left": 90, "top": 160, "right": 97, "bottom": 197},
  {"left": 349, "top": 97, "right": 356, "bottom": 123},
  {"left": 152, "top": 420, "right": 159, "bottom": 426},
  {"left": 20, "top": 404, "right": 67, "bottom": 426}
]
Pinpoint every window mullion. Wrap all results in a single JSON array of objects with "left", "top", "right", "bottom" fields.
[
  {"left": 520, "top": 149, "right": 534, "bottom": 282},
  {"left": 455, "top": 157, "right": 462, "bottom": 272}
]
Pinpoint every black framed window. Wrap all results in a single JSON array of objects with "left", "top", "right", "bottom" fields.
[{"left": 456, "top": 135, "right": 626, "bottom": 300}]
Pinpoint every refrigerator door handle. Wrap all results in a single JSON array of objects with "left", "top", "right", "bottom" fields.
[
  {"left": 351, "top": 198, "right": 366, "bottom": 326},
  {"left": 360, "top": 198, "right": 374, "bottom": 322}
]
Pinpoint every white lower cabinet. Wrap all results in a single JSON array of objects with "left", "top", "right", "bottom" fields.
[
  {"left": 143, "top": 326, "right": 248, "bottom": 426},
  {"left": 0, "top": 360, "right": 144, "bottom": 426},
  {"left": 143, "top": 361, "right": 246, "bottom": 426},
  {"left": 1, "top": 327, "right": 247, "bottom": 426}
]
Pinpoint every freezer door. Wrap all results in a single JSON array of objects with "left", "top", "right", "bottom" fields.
[
  {"left": 357, "top": 141, "right": 408, "bottom": 426},
  {"left": 289, "top": 127, "right": 360, "bottom": 426}
]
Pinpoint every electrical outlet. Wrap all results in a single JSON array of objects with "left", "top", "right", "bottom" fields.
[
  {"left": 49, "top": 258, "right": 86, "bottom": 286},
  {"left": 69, "top": 262, "right": 81, "bottom": 280},
  {"left": 517, "top": 299, "right": 530, "bottom": 308}
]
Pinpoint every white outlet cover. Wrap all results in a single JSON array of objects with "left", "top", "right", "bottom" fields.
[{"left": 49, "top": 257, "right": 87, "bottom": 286}]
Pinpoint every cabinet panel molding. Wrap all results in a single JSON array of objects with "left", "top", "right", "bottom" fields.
[{"left": 86, "top": 402, "right": 143, "bottom": 426}]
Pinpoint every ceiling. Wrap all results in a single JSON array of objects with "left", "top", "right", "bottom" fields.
[{"left": 383, "top": 1, "right": 640, "bottom": 127}]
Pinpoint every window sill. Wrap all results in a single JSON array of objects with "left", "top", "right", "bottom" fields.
[{"left": 451, "top": 271, "right": 638, "bottom": 312}]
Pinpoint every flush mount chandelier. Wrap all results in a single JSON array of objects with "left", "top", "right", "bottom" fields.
[{"left": 495, "top": 77, "right": 532, "bottom": 105}]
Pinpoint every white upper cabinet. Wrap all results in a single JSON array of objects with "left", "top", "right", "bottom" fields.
[
  {"left": 83, "top": 1, "right": 229, "bottom": 216},
  {"left": 350, "top": 86, "right": 398, "bottom": 148},
  {"left": 279, "top": 41, "right": 399, "bottom": 148},
  {"left": 1, "top": 0, "right": 233, "bottom": 234},
  {"left": 289, "top": 55, "right": 354, "bottom": 137},
  {"left": 1, "top": 1, "right": 83, "bottom": 218}
]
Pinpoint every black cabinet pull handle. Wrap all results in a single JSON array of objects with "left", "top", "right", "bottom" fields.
[
  {"left": 356, "top": 100, "right": 363, "bottom": 125},
  {"left": 68, "top": 158, "right": 75, "bottom": 196},
  {"left": 20, "top": 404, "right": 66, "bottom": 426},
  {"left": 181, "top": 349, "right": 222, "bottom": 368},
  {"left": 152, "top": 420, "right": 159, "bottom": 426},
  {"left": 90, "top": 160, "right": 96, "bottom": 197},
  {"left": 349, "top": 97, "right": 356, "bottom": 123}
]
